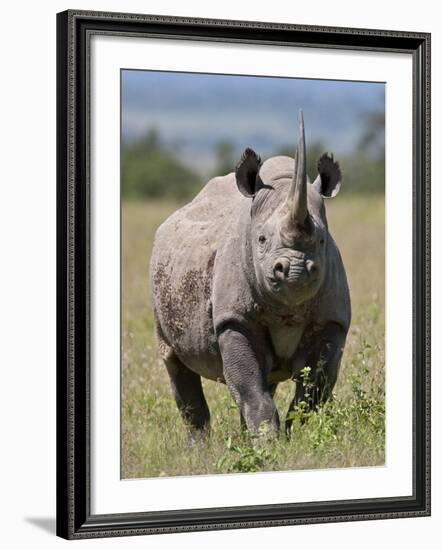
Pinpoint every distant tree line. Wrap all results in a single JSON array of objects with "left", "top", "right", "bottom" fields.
[
  {"left": 121, "top": 130, "right": 202, "bottom": 200},
  {"left": 121, "top": 113, "right": 384, "bottom": 200},
  {"left": 277, "top": 112, "right": 385, "bottom": 194}
]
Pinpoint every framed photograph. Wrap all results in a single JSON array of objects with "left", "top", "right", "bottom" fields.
[{"left": 56, "top": 9, "right": 431, "bottom": 539}]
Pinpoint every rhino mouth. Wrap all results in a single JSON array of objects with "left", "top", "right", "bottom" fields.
[
  {"left": 267, "top": 259, "right": 319, "bottom": 289},
  {"left": 268, "top": 259, "right": 304, "bottom": 282},
  {"left": 288, "top": 263, "right": 306, "bottom": 280},
  {"left": 267, "top": 273, "right": 308, "bottom": 288}
]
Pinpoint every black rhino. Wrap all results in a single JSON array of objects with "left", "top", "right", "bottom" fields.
[{"left": 150, "top": 112, "right": 351, "bottom": 440}]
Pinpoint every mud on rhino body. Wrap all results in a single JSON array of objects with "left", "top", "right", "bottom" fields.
[{"left": 150, "top": 113, "right": 351, "bottom": 440}]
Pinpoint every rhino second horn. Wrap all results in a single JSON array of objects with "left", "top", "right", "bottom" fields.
[{"left": 283, "top": 111, "right": 308, "bottom": 229}]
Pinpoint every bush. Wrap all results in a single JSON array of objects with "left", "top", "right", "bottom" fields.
[{"left": 122, "top": 130, "right": 203, "bottom": 199}]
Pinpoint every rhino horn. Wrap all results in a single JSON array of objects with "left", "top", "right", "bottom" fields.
[{"left": 284, "top": 111, "right": 308, "bottom": 227}]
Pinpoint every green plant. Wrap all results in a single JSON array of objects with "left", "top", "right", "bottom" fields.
[{"left": 216, "top": 424, "right": 278, "bottom": 473}]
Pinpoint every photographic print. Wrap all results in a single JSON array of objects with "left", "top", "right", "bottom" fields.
[
  {"left": 57, "top": 11, "right": 430, "bottom": 538},
  {"left": 121, "top": 70, "right": 386, "bottom": 479}
]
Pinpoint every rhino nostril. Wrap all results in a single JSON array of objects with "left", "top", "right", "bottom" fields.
[
  {"left": 306, "top": 260, "right": 318, "bottom": 275},
  {"left": 273, "top": 259, "right": 289, "bottom": 280}
]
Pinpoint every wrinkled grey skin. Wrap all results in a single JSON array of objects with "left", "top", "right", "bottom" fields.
[{"left": 150, "top": 113, "right": 350, "bottom": 440}]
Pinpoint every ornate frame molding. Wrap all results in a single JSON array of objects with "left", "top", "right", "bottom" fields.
[{"left": 56, "top": 10, "right": 430, "bottom": 539}]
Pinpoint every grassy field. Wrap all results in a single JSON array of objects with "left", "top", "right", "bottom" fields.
[{"left": 121, "top": 195, "right": 385, "bottom": 479}]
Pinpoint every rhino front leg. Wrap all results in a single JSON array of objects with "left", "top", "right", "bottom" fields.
[
  {"left": 285, "top": 322, "right": 346, "bottom": 435},
  {"left": 218, "top": 323, "right": 279, "bottom": 436},
  {"left": 239, "top": 383, "right": 278, "bottom": 431}
]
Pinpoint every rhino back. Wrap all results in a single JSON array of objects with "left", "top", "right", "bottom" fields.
[{"left": 150, "top": 173, "right": 244, "bottom": 376}]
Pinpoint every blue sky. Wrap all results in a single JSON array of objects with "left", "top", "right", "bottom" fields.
[{"left": 122, "top": 70, "right": 384, "bottom": 174}]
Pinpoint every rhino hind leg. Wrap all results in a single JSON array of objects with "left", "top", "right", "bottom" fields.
[
  {"left": 285, "top": 322, "right": 346, "bottom": 436},
  {"left": 162, "top": 348, "right": 211, "bottom": 445}
]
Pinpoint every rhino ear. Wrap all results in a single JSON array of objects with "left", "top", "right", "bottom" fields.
[
  {"left": 235, "top": 148, "right": 262, "bottom": 197},
  {"left": 312, "top": 153, "right": 342, "bottom": 198}
]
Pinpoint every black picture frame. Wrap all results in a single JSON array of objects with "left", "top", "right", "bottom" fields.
[{"left": 56, "top": 9, "right": 431, "bottom": 540}]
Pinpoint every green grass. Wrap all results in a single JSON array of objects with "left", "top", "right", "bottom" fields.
[{"left": 121, "top": 195, "right": 385, "bottom": 478}]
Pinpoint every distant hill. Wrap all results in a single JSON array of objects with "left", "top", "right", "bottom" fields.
[{"left": 122, "top": 70, "right": 384, "bottom": 175}]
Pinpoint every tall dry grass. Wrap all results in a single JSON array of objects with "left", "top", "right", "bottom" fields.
[{"left": 121, "top": 195, "right": 385, "bottom": 478}]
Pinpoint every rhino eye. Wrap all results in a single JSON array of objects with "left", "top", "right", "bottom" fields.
[
  {"left": 258, "top": 235, "right": 266, "bottom": 244},
  {"left": 320, "top": 238, "right": 325, "bottom": 245}
]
